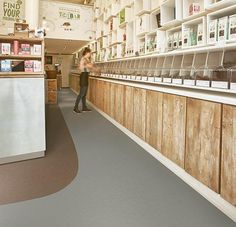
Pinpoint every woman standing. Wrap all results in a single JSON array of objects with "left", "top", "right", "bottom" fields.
[{"left": 73, "top": 47, "right": 97, "bottom": 114}]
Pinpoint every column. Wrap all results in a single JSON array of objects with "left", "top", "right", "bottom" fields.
[{"left": 25, "top": 0, "right": 39, "bottom": 29}]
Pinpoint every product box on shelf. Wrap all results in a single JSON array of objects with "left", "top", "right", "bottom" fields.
[
  {"left": 21, "top": 44, "right": 31, "bottom": 55},
  {"left": 33, "top": 61, "right": 42, "bottom": 72},
  {"left": 218, "top": 16, "right": 228, "bottom": 42},
  {"left": 14, "top": 23, "right": 29, "bottom": 38},
  {"left": 13, "top": 40, "right": 19, "bottom": 55},
  {"left": 189, "top": 3, "right": 201, "bottom": 16},
  {"left": 178, "top": 31, "right": 182, "bottom": 48},
  {"left": 167, "top": 34, "right": 174, "bottom": 51},
  {"left": 0, "top": 60, "right": 11, "bottom": 72},
  {"left": 173, "top": 32, "right": 179, "bottom": 49},
  {"left": 229, "top": 14, "right": 236, "bottom": 41},
  {"left": 1, "top": 43, "right": 11, "bottom": 55},
  {"left": 24, "top": 60, "right": 34, "bottom": 72},
  {"left": 11, "top": 60, "right": 24, "bottom": 72},
  {"left": 183, "top": 27, "right": 190, "bottom": 47},
  {"left": 33, "top": 44, "right": 42, "bottom": 55},
  {"left": 208, "top": 19, "right": 218, "bottom": 44},
  {"left": 190, "top": 27, "right": 198, "bottom": 46},
  {"left": 197, "top": 23, "right": 204, "bottom": 45}
]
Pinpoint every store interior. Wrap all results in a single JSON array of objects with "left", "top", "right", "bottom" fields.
[{"left": 0, "top": 0, "right": 236, "bottom": 226}]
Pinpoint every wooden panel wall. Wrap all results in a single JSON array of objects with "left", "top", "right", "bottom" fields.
[
  {"left": 185, "top": 98, "right": 221, "bottom": 193},
  {"left": 162, "top": 94, "right": 186, "bottom": 168},
  {"left": 145, "top": 90, "right": 163, "bottom": 151},
  {"left": 103, "top": 81, "right": 111, "bottom": 115},
  {"left": 133, "top": 88, "right": 147, "bottom": 140},
  {"left": 124, "top": 86, "right": 134, "bottom": 132},
  {"left": 221, "top": 105, "right": 236, "bottom": 205},
  {"left": 110, "top": 83, "right": 116, "bottom": 119},
  {"left": 86, "top": 78, "right": 236, "bottom": 205},
  {"left": 115, "top": 84, "right": 125, "bottom": 125}
]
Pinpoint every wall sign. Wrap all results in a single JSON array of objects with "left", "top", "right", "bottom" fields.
[
  {"left": 0, "top": 0, "right": 25, "bottom": 34},
  {"left": 39, "top": 0, "right": 93, "bottom": 40}
]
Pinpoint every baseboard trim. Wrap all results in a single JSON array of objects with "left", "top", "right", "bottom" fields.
[
  {"left": 0, "top": 151, "right": 45, "bottom": 165},
  {"left": 87, "top": 100, "right": 236, "bottom": 223}
]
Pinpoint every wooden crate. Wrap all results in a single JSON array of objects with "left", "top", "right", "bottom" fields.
[
  {"left": 221, "top": 104, "right": 236, "bottom": 205},
  {"left": 185, "top": 98, "right": 221, "bottom": 193},
  {"left": 47, "top": 91, "right": 57, "bottom": 104},
  {"left": 47, "top": 79, "right": 57, "bottom": 91}
]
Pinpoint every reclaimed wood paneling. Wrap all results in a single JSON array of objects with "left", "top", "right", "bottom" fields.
[
  {"left": 221, "top": 105, "right": 236, "bottom": 205},
  {"left": 145, "top": 90, "right": 163, "bottom": 151},
  {"left": 110, "top": 83, "right": 116, "bottom": 119},
  {"left": 185, "top": 98, "right": 221, "bottom": 193},
  {"left": 162, "top": 94, "right": 186, "bottom": 168},
  {"left": 115, "top": 84, "right": 125, "bottom": 125},
  {"left": 124, "top": 86, "right": 134, "bottom": 132},
  {"left": 104, "top": 82, "right": 111, "bottom": 115},
  {"left": 133, "top": 88, "right": 147, "bottom": 140}
]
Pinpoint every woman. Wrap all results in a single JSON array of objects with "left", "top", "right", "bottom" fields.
[{"left": 73, "top": 47, "right": 97, "bottom": 114}]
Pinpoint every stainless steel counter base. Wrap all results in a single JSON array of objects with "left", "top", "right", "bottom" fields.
[{"left": 0, "top": 78, "right": 46, "bottom": 164}]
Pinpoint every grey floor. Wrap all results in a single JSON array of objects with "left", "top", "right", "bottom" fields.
[{"left": 0, "top": 89, "right": 235, "bottom": 227}]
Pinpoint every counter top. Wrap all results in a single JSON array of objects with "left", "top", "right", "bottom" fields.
[{"left": 0, "top": 72, "right": 45, "bottom": 78}]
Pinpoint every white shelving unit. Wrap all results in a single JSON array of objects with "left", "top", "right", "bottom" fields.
[
  {"left": 183, "top": 0, "right": 206, "bottom": 21},
  {"left": 166, "top": 26, "right": 182, "bottom": 51},
  {"left": 134, "top": 0, "right": 151, "bottom": 16},
  {"left": 136, "top": 14, "right": 150, "bottom": 36},
  {"left": 207, "top": 5, "right": 236, "bottom": 45},
  {"left": 160, "top": 0, "right": 183, "bottom": 27},
  {"left": 182, "top": 16, "right": 207, "bottom": 48},
  {"left": 150, "top": 8, "right": 162, "bottom": 32},
  {"left": 205, "top": 0, "right": 236, "bottom": 11},
  {"left": 91, "top": 0, "right": 236, "bottom": 63}
]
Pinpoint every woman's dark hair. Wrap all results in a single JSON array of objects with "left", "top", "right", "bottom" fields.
[{"left": 82, "top": 47, "right": 91, "bottom": 56}]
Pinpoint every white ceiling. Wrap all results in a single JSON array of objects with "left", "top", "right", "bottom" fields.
[{"left": 45, "top": 38, "right": 88, "bottom": 54}]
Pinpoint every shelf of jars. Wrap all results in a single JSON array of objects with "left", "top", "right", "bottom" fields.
[{"left": 94, "top": 48, "right": 236, "bottom": 92}]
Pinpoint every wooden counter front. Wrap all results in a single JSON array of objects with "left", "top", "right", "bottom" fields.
[{"left": 81, "top": 77, "right": 236, "bottom": 207}]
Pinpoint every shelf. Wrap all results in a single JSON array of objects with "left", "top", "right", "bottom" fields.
[
  {"left": 0, "top": 35, "right": 43, "bottom": 43},
  {"left": 206, "top": 0, "right": 236, "bottom": 11},
  {"left": 0, "top": 54, "right": 42, "bottom": 59},
  {"left": 0, "top": 72, "right": 44, "bottom": 77},
  {"left": 95, "top": 42, "right": 236, "bottom": 63},
  {"left": 136, "top": 9, "right": 151, "bottom": 17}
]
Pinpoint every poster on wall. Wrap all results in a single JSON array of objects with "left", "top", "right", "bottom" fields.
[
  {"left": 0, "top": 0, "right": 25, "bottom": 34},
  {"left": 39, "top": 0, "right": 94, "bottom": 41}
]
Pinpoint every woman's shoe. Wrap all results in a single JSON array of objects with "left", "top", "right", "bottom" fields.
[
  {"left": 73, "top": 108, "right": 81, "bottom": 114},
  {"left": 82, "top": 107, "right": 92, "bottom": 112}
]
